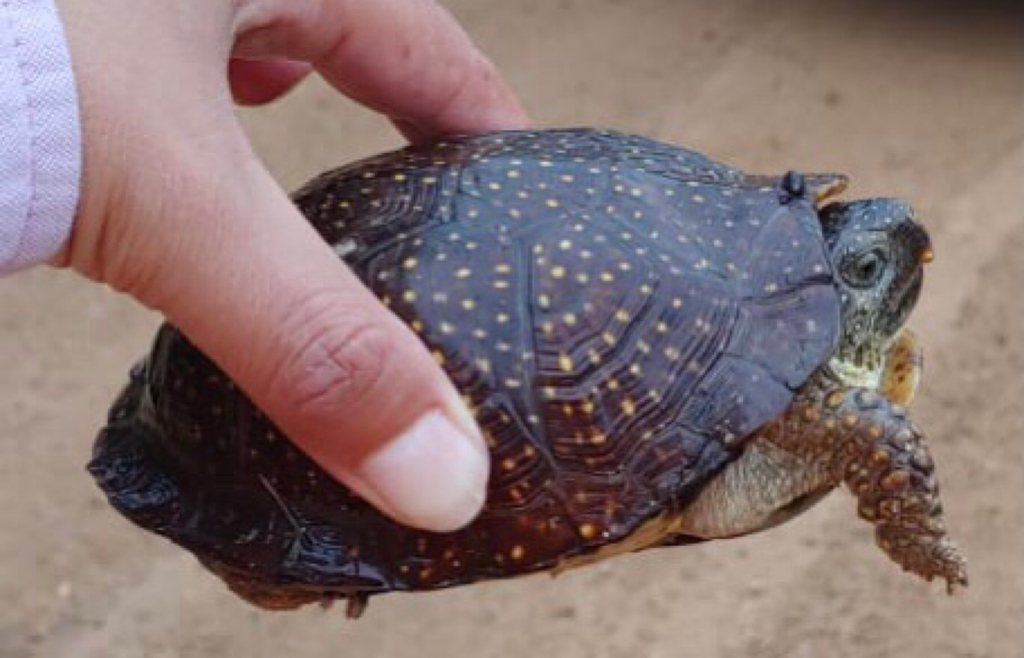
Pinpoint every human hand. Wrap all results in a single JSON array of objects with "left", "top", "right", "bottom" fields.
[{"left": 53, "top": 0, "right": 528, "bottom": 531}]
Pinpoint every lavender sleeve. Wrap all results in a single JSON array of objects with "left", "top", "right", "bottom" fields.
[{"left": 0, "top": 0, "right": 80, "bottom": 275}]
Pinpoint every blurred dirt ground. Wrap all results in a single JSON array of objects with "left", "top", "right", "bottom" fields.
[{"left": 2, "top": 1, "right": 1022, "bottom": 657}]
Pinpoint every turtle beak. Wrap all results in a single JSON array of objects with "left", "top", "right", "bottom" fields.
[{"left": 900, "top": 216, "right": 933, "bottom": 268}]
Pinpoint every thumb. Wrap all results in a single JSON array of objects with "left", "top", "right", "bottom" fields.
[
  {"left": 191, "top": 163, "right": 490, "bottom": 533},
  {"left": 75, "top": 141, "right": 489, "bottom": 533}
]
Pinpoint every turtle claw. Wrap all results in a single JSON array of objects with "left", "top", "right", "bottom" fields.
[
  {"left": 877, "top": 523, "right": 968, "bottom": 594},
  {"left": 345, "top": 593, "right": 369, "bottom": 619}
]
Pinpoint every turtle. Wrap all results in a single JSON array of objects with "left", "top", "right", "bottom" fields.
[{"left": 88, "top": 129, "right": 966, "bottom": 617}]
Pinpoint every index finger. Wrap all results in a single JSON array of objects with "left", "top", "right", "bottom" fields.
[{"left": 233, "top": 0, "right": 529, "bottom": 139}]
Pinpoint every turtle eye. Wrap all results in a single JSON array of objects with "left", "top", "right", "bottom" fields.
[{"left": 843, "top": 247, "right": 888, "bottom": 288}]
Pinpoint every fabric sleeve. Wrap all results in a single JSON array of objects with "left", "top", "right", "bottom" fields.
[{"left": 0, "top": 0, "right": 81, "bottom": 275}]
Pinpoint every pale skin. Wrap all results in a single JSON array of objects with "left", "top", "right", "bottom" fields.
[{"left": 51, "top": 0, "right": 529, "bottom": 532}]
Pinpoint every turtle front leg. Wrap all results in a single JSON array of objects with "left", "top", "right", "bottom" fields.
[{"left": 810, "top": 385, "right": 968, "bottom": 591}]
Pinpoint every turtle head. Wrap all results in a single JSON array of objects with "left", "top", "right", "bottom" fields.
[{"left": 820, "top": 199, "right": 932, "bottom": 386}]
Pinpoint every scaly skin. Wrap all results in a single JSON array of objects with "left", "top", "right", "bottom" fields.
[
  {"left": 772, "top": 364, "right": 967, "bottom": 591},
  {"left": 880, "top": 329, "right": 923, "bottom": 406}
]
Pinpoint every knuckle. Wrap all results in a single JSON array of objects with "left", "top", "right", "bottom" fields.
[{"left": 265, "top": 293, "right": 393, "bottom": 421}]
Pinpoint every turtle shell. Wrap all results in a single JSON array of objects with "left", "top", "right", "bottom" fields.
[{"left": 89, "top": 129, "right": 842, "bottom": 607}]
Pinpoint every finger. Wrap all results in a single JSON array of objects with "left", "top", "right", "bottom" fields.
[
  {"left": 80, "top": 142, "right": 489, "bottom": 532},
  {"left": 234, "top": 0, "right": 529, "bottom": 139},
  {"left": 228, "top": 58, "right": 312, "bottom": 106}
]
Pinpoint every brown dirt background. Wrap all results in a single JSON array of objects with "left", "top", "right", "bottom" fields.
[{"left": 2, "top": 1, "right": 1022, "bottom": 656}]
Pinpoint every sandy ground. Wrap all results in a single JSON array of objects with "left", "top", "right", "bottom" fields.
[{"left": 2, "top": 1, "right": 1022, "bottom": 656}]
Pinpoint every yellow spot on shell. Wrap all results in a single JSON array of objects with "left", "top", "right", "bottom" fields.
[
  {"left": 456, "top": 268, "right": 472, "bottom": 279},
  {"left": 552, "top": 265, "right": 566, "bottom": 279},
  {"left": 621, "top": 398, "right": 636, "bottom": 415},
  {"left": 559, "top": 352, "right": 573, "bottom": 372},
  {"left": 510, "top": 545, "right": 525, "bottom": 560},
  {"left": 546, "top": 199, "right": 561, "bottom": 208},
  {"left": 402, "top": 257, "right": 418, "bottom": 270}
]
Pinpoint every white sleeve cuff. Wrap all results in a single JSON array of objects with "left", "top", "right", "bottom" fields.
[{"left": 0, "top": 0, "right": 81, "bottom": 274}]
